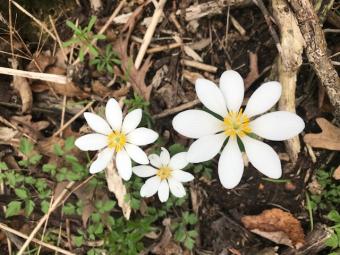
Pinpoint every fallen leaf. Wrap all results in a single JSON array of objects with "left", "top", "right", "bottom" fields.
[
  {"left": 0, "top": 127, "right": 18, "bottom": 142},
  {"left": 241, "top": 208, "right": 305, "bottom": 248},
  {"left": 244, "top": 52, "right": 259, "bottom": 89},
  {"left": 333, "top": 165, "right": 340, "bottom": 180},
  {"left": 113, "top": 4, "right": 152, "bottom": 100},
  {"left": 26, "top": 51, "right": 56, "bottom": 72},
  {"left": 92, "top": 80, "right": 130, "bottom": 98},
  {"left": 105, "top": 160, "right": 131, "bottom": 220},
  {"left": 11, "top": 59, "right": 33, "bottom": 113},
  {"left": 303, "top": 118, "right": 340, "bottom": 151}
]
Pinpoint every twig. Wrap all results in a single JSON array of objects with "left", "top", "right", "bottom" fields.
[
  {"left": 16, "top": 182, "right": 75, "bottom": 255},
  {"left": 134, "top": 0, "right": 167, "bottom": 69},
  {"left": 49, "top": 15, "right": 68, "bottom": 62},
  {"left": 0, "top": 66, "right": 68, "bottom": 84},
  {"left": 153, "top": 99, "right": 200, "bottom": 119},
  {"left": 52, "top": 101, "right": 94, "bottom": 137},
  {"left": 181, "top": 59, "right": 217, "bottom": 73},
  {"left": 60, "top": 96, "right": 67, "bottom": 137},
  {"left": 11, "top": 0, "right": 56, "bottom": 40},
  {"left": 147, "top": 42, "right": 182, "bottom": 53},
  {"left": 0, "top": 223, "right": 75, "bottom": 255},
  {"left": 289, "top": 0, "right": 340, "bottom": 120},
  {"left": 253, "top": 0, "right": 282, "bottom": 54},
  {"left": 272, "top": 0, "right": 304, "bottom": 163}
]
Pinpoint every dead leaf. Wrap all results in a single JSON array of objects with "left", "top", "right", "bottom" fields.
[
  {"left": 92, "top": 80, "right": 130, "bottom": 98},
  {"left": 241, "top": 208, "right": 305, "bottom": 249},
  {"left": 0, "top": 127, "right": 18, "bottom": 142},
  {"left": 304, "top": 118, "right": 340, "bottom": 150},
  {"left": 26, "top": 51, "right": 56, "bottom": 72},
  {"left": 333, "top": 165, "right": 340, "bottom": 180},
  {"left": 11, "top": 59, "right": 33, "bottom": 113},
  {"left": 244, "top": 52, "right": 259, "bottom": 89},
  {"left": 105, "top": 160, "right": 131, "bottom": 220},
  {"left": 113, "top": 4, "right": 152, "bottom": 100}
]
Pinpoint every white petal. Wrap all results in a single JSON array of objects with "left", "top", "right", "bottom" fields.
[
  {"left": 158, "top": 180, "right": 170, "bottom": 202},
  {"left": 172, "top": 110, "right": 224, "bottom": 139},
  {"left": 75, "top": 134, "right": 108, "bottom": 151},
  {"left": 127, "top": 128, "right": 158, "bottom": 146},
  {"left": 219, "top": 70, "right": 244, "bottom": 111},
  {"left": 250, "top": 111, "right": 305, "bottom": 141},
  {"left": 160, "top": 147, "right": 170, "bottom": 166},
  {"left": 187, "top": 133, "right": 226, "bottom": 163},
  {"left": 132, "top": 165, "right": 157, "bottom": 177},
  {"left": 149, "top": 154, "right": 162, "bottom": 168},
  {"left": 172, "top": 170, "right": 194, "bottom": 182},
  {"left": 105, "top": 98, "right": 123, "bottom": 131},
  {"left": 124, "top": 143, "right": 149, "bottom": 164},
  {"left": 89, "top": 148, "right": 114, "bottom": 174},
  {"left": 218, "top": 138, "right": 244, "bottom": 189},
  {"left": 122, "top": 109, "right": 142, "bottom": 134},
  {"left": 241, "top": 136, "right": 282, "bottom": 179},
  {"left": 140, "top": 176, "right": 161, "bottom": 197},
  {"left": 115, "top": 149, "right": 132, "bottom": 181},
  {"left": 169, "top": 152, "right": 188, "bottom": 170},
  {"left": 244, "top": 81, "right": 282, "bottom": 117},
  {"left": 195, "top": 78, "right": 228, "bottom": 117},
  {"left": 84, "top": 112, "right": 112, "bottom": 135},
  {"left": 168, "top": 178, "right": 186, "bottom": 198}
]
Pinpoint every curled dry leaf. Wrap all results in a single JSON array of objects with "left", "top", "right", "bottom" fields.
[
  {"left": 303, "top": 118, "right": 340, "bottom": 151},
  {"left": 105, "top": 160, "right": 131, "bottom": 220},
  {"left": 241, "top": 208, "right": 305, "bottom": 249},
  {"left": 11, "top": 59, "right": 33, "bottom": 113}
]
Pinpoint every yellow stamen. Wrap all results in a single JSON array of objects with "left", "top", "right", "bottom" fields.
[
  {"left": 107, "top": 131, "right": 126, "bottom": 151},
  {"left": 223, "top": 109, "right": 251, "bottom": 138},
  {"left": 156, "top": 166, "right": 172, "bottom": 180}
]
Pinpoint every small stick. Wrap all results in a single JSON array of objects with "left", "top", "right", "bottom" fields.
[
  {"left": 0, "top": 66, "right": 68, "bottom": 84},
  {"left": 59, "top": 96, "right": 67, "bottom": 137},
  {"left": 11, "top": 0, "right": 56, "bottom": 40},
  {"left": 230, "top": 15, "right": 246, "bottom": 36},
  {"left": 49, "top": 15, "right": 68, "bottom": 62},
  {"left": 16, "top": 182, "right": 75, "bottom": 255},
  {"left": 153, "top": 99, "right": 200, "bottom": 119},
  {"left": 134, "top": 0, "right": 168, "bottom": 69},
  {"left": 53, "top": 101, "right": 94, "bottom": 137},
  {"left": 181, "top": 59, "right": 217, "bottom": 73},
  {"left": 169, "top": 12, "right": 185, "bottom": 34},
  {"left": 0, "top": 223, "right": 75, "bottom": 255},
  {"left": 147, "top": 42, "right": 181, "bottom": 53}
]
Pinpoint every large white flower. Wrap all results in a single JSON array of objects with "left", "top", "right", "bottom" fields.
[
  {"left": 133, "top": 148, "right": 194, "bottom": 202},
  {"left": 172, "top": 70, "right": 305, "bottom": 189},
  {"left": 75, "top": 98, "right": 159, "bottom": 180}
]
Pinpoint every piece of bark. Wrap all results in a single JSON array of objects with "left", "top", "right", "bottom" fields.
[
  {"left": 303, "top": 118, "right": 340, "bottom": 150},
  {"left": 272, "top": 0, "right": 304, "bottom": 163},
  {"left": 289, "top": 0, "right": 340, "bottom": 120},
  {"left": 281, "top": 224, "right": 333, "bottom": 255}
]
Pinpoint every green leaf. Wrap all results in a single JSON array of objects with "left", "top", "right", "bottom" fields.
[
  {"left": 0, "top": 162, "right": 8, "bottom": 170},
  {"left": 184, "top": 236, "right": 195, "bottom": 250},
  {"left": 29, "top": 154, "right": 42, "bottom": 165},
  {"left": 43, "top": 164, "right": 57, "bottom": 174},
  {"left": 87, "top": 16, "right": 97, "bottom": 31},
  {"left": 63, "top": 203, "right": 76, "bottom": 215},
  {"left": 100, "top": 200, "right": 116, "bottom": 213},
  {"left": 168, "top": 143, "right": 186, "bottom": 154},
  {"left": 53, "top": 144, "right": 64, "bottom": 156},
  {"left": 19, "top": 138, "right": 34, "bottom": 155},
  {"left": 6, "top": 201, "right": 22, "bottom": 218},
  {"left": 64, "top": 137, "right": 75, "bottom": 151},
  {"left": 66, "top": 20, "right": 81, "bottom": 33},
  {"left": 15, "top": 188, "right": 28, "bottom": 199},
  {"left": 74, "top": 236, "right": 84, "bottom": 247},
  {"left": 25, "top": 200, "right": 35, "bottom": 216},
  {"left": 41, "top": 200, "right": 50, "bottom": 214},
  {"left": 327, "top": 210, "right": 340, "bottom": 223},
  {"left": 326, "top": 233, "right": 339, "bottom": 249}
]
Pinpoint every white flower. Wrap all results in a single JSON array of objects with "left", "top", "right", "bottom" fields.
[
  {"left": 75, "top": 98, "right": 159, "bottom": 180},
  {"left": 133, "top": 148, "right": 194, "bottom": 202},
  {"left": 172, "top": 70, "right": 305, "bottom": 189}
]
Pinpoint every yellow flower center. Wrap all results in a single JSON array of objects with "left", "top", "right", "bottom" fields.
[
  {"left": 156, "top": 166, "right": 172, "bottom": 180},
  {"left": 223, "top": 109, "right": 251, "bottom": 138},
  {"left": 107, "top": 131, "right": 126, "bottom": 151}
]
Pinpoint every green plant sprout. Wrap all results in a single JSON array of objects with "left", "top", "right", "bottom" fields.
[
  {"left": 63, "top": 16, "right": 105, "bottom": 61},
  {"left": 90, "top": 44, "right": 121, "bottom": 74}
]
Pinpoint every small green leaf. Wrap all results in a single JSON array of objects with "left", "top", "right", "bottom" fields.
[
  {"left": 43, "top": 163, "right": 57, "bottom": 173},
  {"left": 15, "top": 188, "right": 28, "bottom": 199},
  {"left": 41, "top": 200, "right": 50, "bottom": 214},
  {"left": 74, "top": 236, "right": 84, "bottom": 247},
  {"left": 29, "top": 154, "right": 42, "bottom": 165},
  {"left": 0, "top": 162, "right": 8, "bottom": 170},
  {"left": 64, "top": 137, "right": 75, "bottom": 151},
  {"left": 327, "top": 210, "right": 340, "bottom": 223},
  {"left": 25, "top": 200, "right": 35, "bottom": 216},
  {"left": 6, "top": 201, "right": 22, "bottom": 218},
  {"left": 326, "top": 233, "right": 339, "bottom": 249},
  {"left": 53, "top": 144, "right": 64, "bottom": 156},
  {"left": 100, "top": 200, "right": 116, "bottom": 213},
  {"left": 19, "top": 138, "right": 34, "bottom": 155}
]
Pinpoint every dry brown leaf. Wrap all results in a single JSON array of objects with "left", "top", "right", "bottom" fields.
[
  {"left": 244, "top": 52, "right": 259, "bottom": 89},
  {"left": 11, "top": 59, "right": 33, "bottom": 113},
  {"left": 333, "top": 165, "right": 340, "bottom": 180},
  {"left": 303, "top": 118, "right": 340, "bottom": 150},
  {"left": 241, "top": 208, "right": 305, "bottom": 249},
  {"left": 0, "top": 127, "right": 18, "bottom": 142},
  {"left": 113, "top": 4, "right": 152, "bottom": 100},
  {"left": 92, "top": 80, "right": 130, "bottom": 98},
  {"left": 26, "top": 51, "right": 56, "bottom": 72},
  {"left": 105, "top": 160, "right": 131, "bottom": 220}
]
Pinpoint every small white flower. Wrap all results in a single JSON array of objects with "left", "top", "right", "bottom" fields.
[
  {"left": 172, "top": 70, "right": 305, "bottom": 189},
  {"left": 75, "top": 98, "right": 159, "bottom": 180},
  {"left": 133, "top": 148, "right": 194, "bottom": 202}
]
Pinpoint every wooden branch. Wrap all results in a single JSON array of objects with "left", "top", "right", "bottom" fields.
[
  {"left": 272, "top": 0, "right": 304, "bottom": 163},
  {"left": 0, "top": 66, "right": 68, "bottom": 84},
  {"left": 289, "top": 0, "right": 340, "bottom": 120}
]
